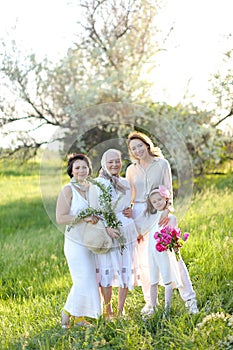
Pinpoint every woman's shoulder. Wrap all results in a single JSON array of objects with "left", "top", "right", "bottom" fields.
[
  {"left": 125, "top": 162, "right": 137, "bottom": 174},
  {"left": 153, "top": 157, "right": 170, "bottom": 166},
  {"left": 127, "top": 162, "right": 136, "bottom": 168},
  {"left": 62, "top": 183, "right": 72, "bottom": 192},
  {"left": 58, "top": 183, "right": 72, "bottom": 199}
]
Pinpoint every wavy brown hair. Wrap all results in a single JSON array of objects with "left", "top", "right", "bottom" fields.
[{"left": 127, "top": 131, "right": 163, "bottom": 162}]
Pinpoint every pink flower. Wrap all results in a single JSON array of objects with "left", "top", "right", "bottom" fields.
[
  {"left": 162, "top": 233, "right": 172, "bottom": 245},
  {"left": 154, "top": 224, "right": 190, "bottom": 258},
  {"left": 183, "top": 232, "right": 190, "bottom": 241},
  {"left": 155, "top": 242, "right": 167, "bottom": 252},
  {"left": 171, "top": 227, "right": 181, "bottom": 238},
  {"left": 160, "top": 227, "right": 167, "bottom": 235}
]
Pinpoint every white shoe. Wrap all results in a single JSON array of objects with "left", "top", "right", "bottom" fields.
[
  {"left": 141, "top": 304, "right": 154, "bottom": 316},
  {"left": 61, "top": 310, "right": 70, "bottom": 329},
  {"left": 185, "top": 298, "right": 199, "bottom": 314}
]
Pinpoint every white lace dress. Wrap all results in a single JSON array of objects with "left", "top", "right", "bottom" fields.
[
  {"left": 89, "top": 178, "right": 139, "bottom": 290},
  {"left": 63, "top": 183, "right": 101, "bottom": 318}
]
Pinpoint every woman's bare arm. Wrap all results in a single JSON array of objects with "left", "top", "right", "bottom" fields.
[{"left": 56, "top": 186, "right": 74, "bottom": 225}]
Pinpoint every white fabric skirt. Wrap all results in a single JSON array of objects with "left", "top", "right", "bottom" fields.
[
  {"left": 96, "top": 214, "right": 139, "bottom": 290},
  {"left": 64, "top": 237, "right": 101, "bottom": 318}
]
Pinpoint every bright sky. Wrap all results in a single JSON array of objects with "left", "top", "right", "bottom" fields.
[
  {"left": 0, "top": 0, "right": 77, "bottom": 58},
  {"left": 152, "top": 0, "right": 233, "bottom": 109},
  {"left": 0, "top": 0, "right": 232, "bottom": 117}
]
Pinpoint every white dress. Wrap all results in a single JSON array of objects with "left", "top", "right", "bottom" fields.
[
  {"left": 148, "top": 211, "right": 182, "bottom": 289},
  {"left": 63, "top": 183, "right": 101, "bottom": 318},
  {"left": 89, "top": 178, "right": 139, "bottom": 290}
]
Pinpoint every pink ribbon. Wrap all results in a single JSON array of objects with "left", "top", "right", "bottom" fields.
[{"left": 158, "top": 185, "right": 170, "bottom": 198}]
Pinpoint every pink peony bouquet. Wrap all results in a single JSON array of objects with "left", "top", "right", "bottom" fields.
[{"left": 154, "top": 225, "right": 189, "bottom": 260}]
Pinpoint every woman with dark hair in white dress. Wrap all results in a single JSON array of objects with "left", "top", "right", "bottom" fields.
[{"left": 56, "top": 153, "right": 101, "bottom": 328}]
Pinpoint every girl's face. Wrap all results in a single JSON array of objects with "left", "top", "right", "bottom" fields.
[
  {"left": 106, "top": 152, "right": 122, "bottom": 176},
  {"left": 149, "top": 192, "right": 167, "bottom": 211},
  {"left": 72, "top": 159, "right": 89, "bottom": 181},
  {"left": 129, "top": 138, "right": 149, "bottom": 160}
]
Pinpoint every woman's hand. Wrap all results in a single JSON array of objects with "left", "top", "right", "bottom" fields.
[
  {"left": 159, "top": 209, "right": 169, "bottom": 227},
  {"left": 84, "top": 215, "right": 99, "bottom": 224},
  {"left": 122, "top": 207, "right": 133, "bottom": 218},
  {"left": 106, "top": 227, "right": 120, "bottom": 239}
]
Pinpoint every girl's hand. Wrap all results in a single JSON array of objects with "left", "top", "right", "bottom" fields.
[
  {"left": 122, "top": 207, "right": 133, "bottom": 218},
  {"left": 159, "top": 209, "right": 169, "bottom": 227},
  {"left": 106, "top": 227, "right": 120, "bottom": 239}
]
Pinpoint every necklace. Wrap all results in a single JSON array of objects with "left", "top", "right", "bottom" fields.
[{"left": 70, "top": 178, "right": 89, "bottom": 192}]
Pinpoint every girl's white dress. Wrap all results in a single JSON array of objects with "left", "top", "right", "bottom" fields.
[
  {"left": 148, "top": 211, "right": 182, "bottom": 288},
  {"left": 89, "top": 178, "right": 139, "bottom": 290},
  {"left": 63, "top": 183, "right": 101, "bottom": 318}
]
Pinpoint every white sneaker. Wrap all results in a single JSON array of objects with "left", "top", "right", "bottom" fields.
[{"left": 185, "top": 298, "right": 199, "bottom": 314}]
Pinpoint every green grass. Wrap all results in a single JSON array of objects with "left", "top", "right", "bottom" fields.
[{"left": 0, "top": 162, "right": 232, "bottom": 349}]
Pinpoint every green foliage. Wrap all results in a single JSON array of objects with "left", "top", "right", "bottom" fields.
[
  {"left": 143, "top": 103, "right": 230, "bottom": 176},
  {"left": 0, "top": 162, "right": 232, "bottom": 349},
  {"left": 63, "top": 102, "right": 231, "bottom": 178},
  {"left": 88, "top": 178, "right": 122, "bottom": 228}
]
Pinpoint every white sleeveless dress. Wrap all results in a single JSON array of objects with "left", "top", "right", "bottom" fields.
[{"left": 63, "top": 183, "right": 101, "bottom": 318}]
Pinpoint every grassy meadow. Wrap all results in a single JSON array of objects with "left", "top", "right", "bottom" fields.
[{"left": 0, "top": 160, "right": 232, "bottom": 349}]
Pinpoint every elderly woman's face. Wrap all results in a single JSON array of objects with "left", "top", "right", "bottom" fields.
[
  {"left": 72, "top": 159, "right": 89, "bottom": 181},
  {"left": 106, "top": 152, "right": 122, "bottom": 176},
  {"left": 129, "top": 138, "right": 149, "bottom": 160}
]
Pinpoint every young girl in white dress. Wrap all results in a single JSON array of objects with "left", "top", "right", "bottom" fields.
[{"left": 145, "top": 185, "right": 182, "bottom": 314}]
